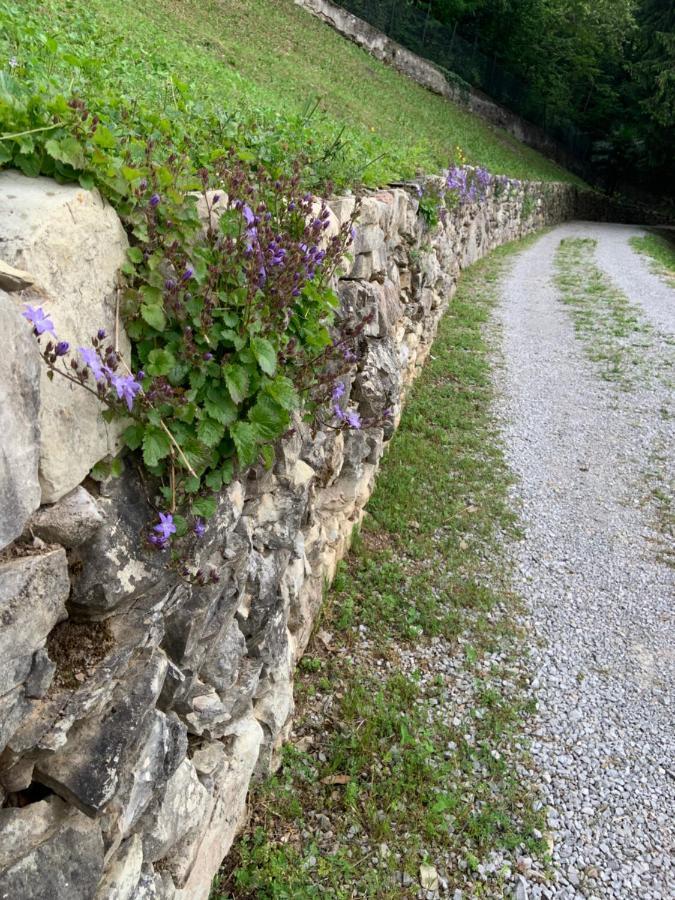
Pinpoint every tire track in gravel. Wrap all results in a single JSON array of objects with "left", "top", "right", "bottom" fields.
[{"left": 493, "top": 223, "right": 675, "bottom": 900}]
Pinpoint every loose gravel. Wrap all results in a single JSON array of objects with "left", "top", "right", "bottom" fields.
[{"left": 495, "top": 223, "right": 675, "bottom": 900}]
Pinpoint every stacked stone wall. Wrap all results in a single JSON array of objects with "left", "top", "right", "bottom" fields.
[{"left": 0, "top": 169, "right": 582, "bottom": 898}]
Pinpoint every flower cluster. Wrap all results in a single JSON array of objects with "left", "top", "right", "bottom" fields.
[
  {"left": 331, "top": 382, "right": 361, "bottom": 429},
  {"left": 23, "top": 308, "right": 145, "bottom": 415},
  {"left": 23, "top": 153, "right": 369, "bottom": 562},
  {"left": 445, "top": 164, "right": 494, "bottom": 205}
]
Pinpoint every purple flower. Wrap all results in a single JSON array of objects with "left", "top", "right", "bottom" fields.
[
  {"left": 111, "top": 373, "right": 142, "bottom": 411},
  {"left": 415, "top": 184, "right": 424, "bottom": 198},
  {"left": 203, "top": 351, "right": 214, "bottom": 361},
  {"left": 346, "top": 410, "right": 362, "bottom": 429},
  {"left": 153, "top": 512, "right": 176, "bottom": 543},
  {"left": 97, "top": 328, "right": 107, "bottom": 340},
  {"left": 137, "top": 370, "right": 145, "bottom": 380},
  {"left": 194, "top": 518, "right": 206, "bottom": 538},
  {"left": 212, "top": 193, "right": 221, "bottom": 204},
  {"left": 55, "top": 341, "right": 70, "bottom": 356},
  {"left": 149, "top": 193, "right": 161, "bottom": 208},
  {"left": 332, "top": 382, "right": 346, "bottom": 401},
  {"left": 78, "top": 346, "right": 106, "bottom": 382},
  {"left": 22, "top": 305, "right": 56, "bottom": 336},
  {"left": 242, "top": 204, "right": 256, "bottom": 227},
  {"left": 139, "top": 178, "right": 148, "bottom": 191},
  {"left": 182, "top": 265, "right": 194, "bottom": 282}
]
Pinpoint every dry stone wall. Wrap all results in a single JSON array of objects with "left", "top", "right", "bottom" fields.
[{"left": 0, "top": 168, "right": 582, "bottom": 899}]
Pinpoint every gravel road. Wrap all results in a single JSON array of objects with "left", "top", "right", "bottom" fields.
[{"left": 495, "top": 223, "right": 675, "bottom": 899}]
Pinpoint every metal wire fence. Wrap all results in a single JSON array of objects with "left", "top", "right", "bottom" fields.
[{"left": 334, "top": 0, "right": 591, "bottom": 160}]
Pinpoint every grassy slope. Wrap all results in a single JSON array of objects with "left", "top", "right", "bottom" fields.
[
  {"left": 215, "top": 236, "right": 548, "bottom": 898},
  {"left": 629, "top": 232, "right": 675, "bottom": 286},
  {"left": 2, "top": 0, "right": 578, "bottom": 187}
]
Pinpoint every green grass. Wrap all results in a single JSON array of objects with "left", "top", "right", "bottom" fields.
[
  {"left": 555, "top": 237, "right": 674, "bottom": 563},
  {"left": 212, "top": 235, "right": 549, "bottom": 899},
  {"left": 629, "top": 232, "right": 675, "bottom": 287},
  {"left": 554, "top": 237, "right": 655, "bottom": 387},
  {"left": 1, "top": 0, "right": 579, "bottom": 189}
]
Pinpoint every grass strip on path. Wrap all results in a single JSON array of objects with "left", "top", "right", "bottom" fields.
[
  {"left": 213, "top": 235, "right": 550, "bottom": 899},
  {"left": 554, "top": 238, "right": 657, "bottom": 388},
  {"left": 554, "top": 237, "right": 674, "bottom": 564},
  {"left": 629, "top": 232, "right": 675, "bottom": 288}
]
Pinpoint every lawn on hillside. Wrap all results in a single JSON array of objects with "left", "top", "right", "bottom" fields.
[{"left": 0, "top": 0, "right": 578, "bottom": 189}]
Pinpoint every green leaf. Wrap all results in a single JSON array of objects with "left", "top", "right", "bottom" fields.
[
  {"left": 90, "top": 460, "right": 110, "bottom": 481},
  {"left": 172, "top": 514, "right": 188, "bottom": 537},
  {"left": 123, "top": 422, "right": 145, "bottom": 450},
  {"left": 142, "top": 426, "right": 171, "bottom": 468},
  {"left": 44, "top": 136, "right": 86, "bottom": 170},
  {"left": 248, "top": 395, "right": 289, "bottom": 440},
  {"left": 224, "top": 363, "right": 249, "bottom": 404},
  {"left": 230, "top": 421, "right": 259, "bottom": 468},
  {"left": 127, "top": 246, "right": 143, "bottom": 264},
  {"left": 192, "top": 496, "right": 217, "bottom": 519},
  {"left": 203, "top": 391, "right": 238, "bottom": 426},
  {"left": 261, "top": 444, "right": 275, "bottom": 470},
  {"left": 220, "top": 458, "right": 234, "bottom": 485},
  {"left": 204, "top": 470, "right": 223, "bottom": 491},
  {"left": 92, "top": 125, "right": 116, "bottom": 149},
  {"left": 197, "top": 417, "right": 225, "bottom": 448},
  {"left": 184, "top": 475, "right": 201, "bottom": 493},
  {"left": 264, "top": 375, "right": 299, "bottom": 411},
  {"left": 141, "top": 303, "right": 166, "bottom": 332},
  {"left": 146, "top": 349, "right": 176, "bottom": 376},
  {"left": 250, "top": 336, "right": 277, "bottom": 376}
]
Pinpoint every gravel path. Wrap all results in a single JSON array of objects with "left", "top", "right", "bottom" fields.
[{"left": 495, "top": 223, "right": 675, "bottom": 900}]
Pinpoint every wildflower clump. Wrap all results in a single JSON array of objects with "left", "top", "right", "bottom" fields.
[{"left": 22, "top": 152, "right": 370, "bottom": 554}]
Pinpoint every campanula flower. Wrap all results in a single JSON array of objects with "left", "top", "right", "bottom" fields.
[
  {"left": 22, "top": 305, "right": 56, "bottom": 336},
  {"left": 153, "top": 512, "right": 176, "bottom": 543},
  {"left": 111, "top": 373, "right": 142, "bottom": 411},
  {"left": 78, "top": 346, "right": 106, "bottom": 382}
]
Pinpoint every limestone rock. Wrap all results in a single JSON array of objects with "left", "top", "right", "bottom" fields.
[
  {"left": 137, "top": 758, "right": 210, "bottom": 863},
  {"left": 95, "top": 834, "right": 143, "bottom": 900},
  {"left": 0, "top": 258, "right": 34, "bottom": 292},
  {"left": 34, "top": 648, "right": 176, "bottom": 820},
  {"left": 191, "top": 189, "right": 229, "bottom": 232},
  {"left": 27, "top": 485, "right": 103, "bottom": 548},
  {"left": 0, "top": 170, "right": 130, "bottom": 503},
  {"left": 0, "top": 548, "right": 69, "bottom": 751},
  {"left": 327, "top": 195, "right": 356, "bottom": 228},
  {"left": 172, "top": 718, "right": 262, "bottom": 897},
  {"left": 0, "top": 796, "right": 104, "bottom": 899},
  {"left": 69, "top": 466, "right": 172, "bottom": 620},
  {"left": 0, "top": 290, "right": 41, "bottom": 549}
]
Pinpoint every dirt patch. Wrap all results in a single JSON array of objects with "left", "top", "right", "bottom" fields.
[
  {"left": 0, "top": 539, "right": 61, "bottom": 563},
  {"left": 46, "top": 619, "right": 116, "bottom": 692}
]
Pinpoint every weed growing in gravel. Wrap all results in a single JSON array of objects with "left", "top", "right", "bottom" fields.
[
  {"left": 212, "top": 235, "right": 549, "bottom": 898},
  {"left": 554, "top": 238, "right": 654, "bottom": 387},
  {"left": 629, "top": 232, "right": 675, "bottom": 287},
  {"left": 554, "top": 237, "right": 674, "bottom": 565}
]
